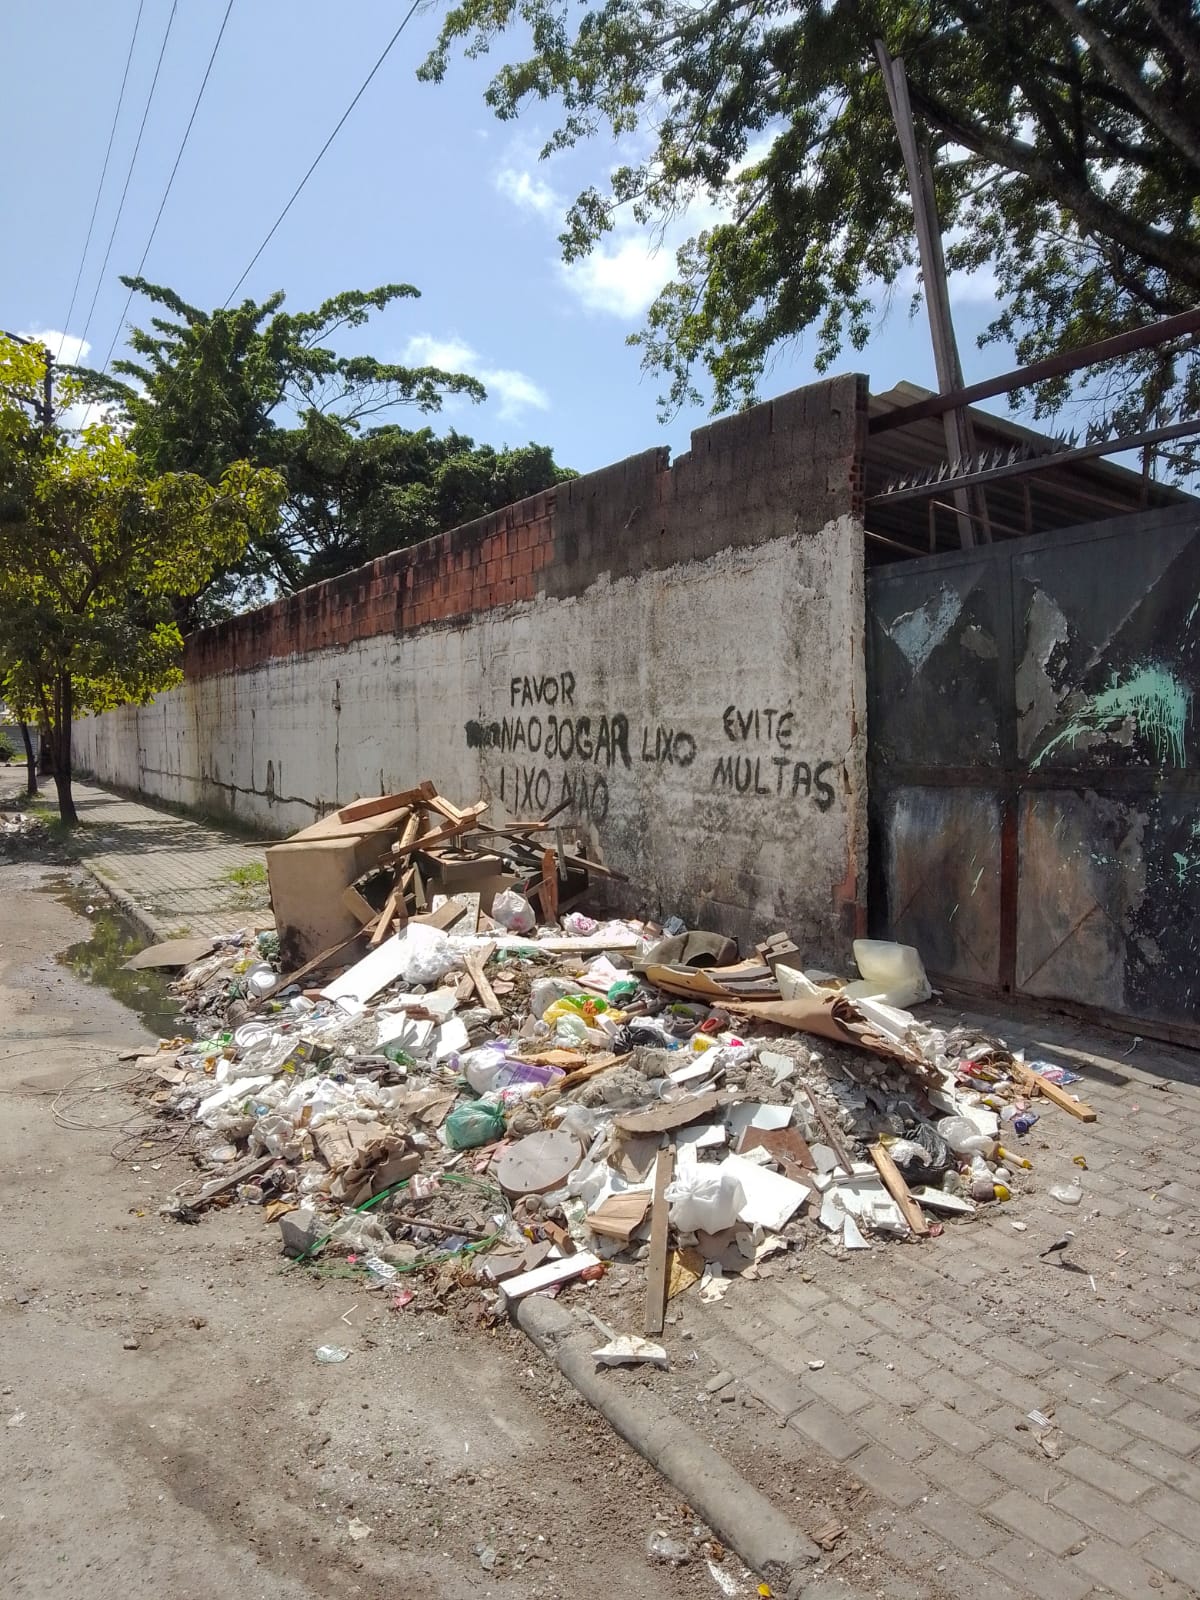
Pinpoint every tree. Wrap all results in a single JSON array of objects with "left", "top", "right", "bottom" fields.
[
  {"left": 0, "top": 338, "right": 283, "bottom": 824},
  {"left": 423, "top": 0, "right": 1200, "bottom": 469},
  {"left": 76, "top": 280, "right": 574, "bottom": 611}
]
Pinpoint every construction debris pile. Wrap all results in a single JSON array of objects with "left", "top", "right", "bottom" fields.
[{"left": 143, "top": 782, "right": 1097, "bottom": 1328}]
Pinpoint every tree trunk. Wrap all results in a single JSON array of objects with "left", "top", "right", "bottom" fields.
[
  {"left": 52, "top": 675, "right": 78, "bottom": 827},
  {"left": 18, "top": 720, "right": 37, "bottom": 797}
]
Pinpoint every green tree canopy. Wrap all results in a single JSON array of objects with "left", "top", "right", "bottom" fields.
[
  {"left": 423, "top": 0, "right": 1200, "bottom": 468},
  {"left": 75, "top": 280, "right": 575, "bottom": 613},
  {"left": 0, "top": 337, "right": 283, "bottom": 823}
]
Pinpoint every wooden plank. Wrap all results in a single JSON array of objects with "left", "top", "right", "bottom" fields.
[
  {"left": 802, "top": 1089, "right": 856, "bottom": 1174},
  {"left": 501, "top": 1251, "right": 601, "bottom": 1302},
  {"left": 410, "top": 898, "right": 472, "bottom": 932},
  {"left": 341, "top": 885, "right": 378, "bottom": 927},
  {"left": 1010, "top": 1061, "right": 1098, "bottom": 1122},
  {"left": 369, "top": 864, "right": 414, "bottom": 948},
  {"left": 616, "top": 1091, "right": 724, "bottom": 1137},
  {"left": 538, "top": 847, "right": 559, "bottom": 924},
  {"left": 425, "top": 792, "right": 468, "bottom": 825},
  {"left": 869, "top": 1143, "right": 930, "bottom": 1237},
  {"left": 406, "top": 803, "right": 489, "bottom": 854},
  {"left": 338, "top": 784, "right": 432, "bottom": 824},
  {"left": 644, "top": 1143, "right": 676, "bottom": 1336},
  {"left": 463, "top": 940, "right": 502, "bottom": 1017},
  {"left": 550, "top": 1052, "right": 631, "bottom": 1092}
]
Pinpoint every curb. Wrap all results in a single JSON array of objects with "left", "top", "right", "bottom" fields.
[
  {"left": 76, "top": 859, "right": 169, "bottom": 945},
  {"left": 514, "top": 1294, "right": 820, "bottom": 1596}
]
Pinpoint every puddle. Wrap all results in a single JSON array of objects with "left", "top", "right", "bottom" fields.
[{"left": 45, "top": 873, "right": 189, "bottom": 1037}]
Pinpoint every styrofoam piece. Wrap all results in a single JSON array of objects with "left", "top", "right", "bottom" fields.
[
  {"left": 842, "top": 1214, "right": 871, "bottom": 1249},
  {"left": 728, "top": 1102, "right": 793, "bottom": 1139},
  {"left": 320, "top": 934, "right": 410, "bottom": 1004},
  {"left": 377, "top": 988, "right": 459, "bottom": 1021},
  {"left": 498, "top": 1250, "right": 601, "bottom": 1302},
  {"left": 852, "top": 995, "right": 918, "bottom": 1044},
  {"left": 911, "top": 1186, "right": 977, "bottom": 1216},
  {"left": 668, "top": 1059, "right": 717, "bottom": 1087},
  {"left": 774, "top": 963, "right": 826, "bottom": 1001},
  {"left": 196, "top": 1074, "right": 273, "bottom": 1122},
  {"left": 435, "top": 1016, "right": 470, "bottom": 1060},
  {"left": 675, "top": 1122, "right": 727, "bottom": 1150},
  {"left": 717, "top": 1152, "right": 810, "bottom": 1230},
  {"left": 375, "top": 1013, "right": 436, "bottom": 1052}
]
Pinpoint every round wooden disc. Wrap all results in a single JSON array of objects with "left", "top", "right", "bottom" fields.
[{"left": 496, "top": 1129, "right": 581, "bottom": 1197}]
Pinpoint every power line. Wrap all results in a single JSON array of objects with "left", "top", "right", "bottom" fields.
[
  {"left": 75, "top": 0, "right": 180, "bottom": 361},
  {"left": 222, "top": 0, "right": 422, "bottom": 308},
  {"left": 96, "top": 0, "right": 238, "bottom": 382},
  {"left": 56, "top": 0, "right": 147, "bottom": 361}
]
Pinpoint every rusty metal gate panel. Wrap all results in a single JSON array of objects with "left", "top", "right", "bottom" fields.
[{"left": 867, "top": 503, "right": 1200, "bottom": 1042}]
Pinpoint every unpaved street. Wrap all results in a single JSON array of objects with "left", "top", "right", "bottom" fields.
[{"left": 0, "top": 862, "right": 728, "bottom": 1600}]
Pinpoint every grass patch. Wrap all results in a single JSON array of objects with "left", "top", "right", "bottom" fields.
[{"left": 225, "top": 861, "right": 267, "bottom": 888}]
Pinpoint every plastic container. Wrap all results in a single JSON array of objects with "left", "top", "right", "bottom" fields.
[{"left": 936, "top": 1115, "right": 994, "bottom": 1157}]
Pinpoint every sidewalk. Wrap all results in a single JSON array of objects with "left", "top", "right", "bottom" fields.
[
  {"left": 3, "top": 774, "right": 272, "bottom": 939},
  {"left": 11, "top": 772, "right": 1200, "bottom": 1600}
]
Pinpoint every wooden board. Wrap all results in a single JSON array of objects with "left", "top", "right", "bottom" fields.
[
  {"left": 338, "top": 784, "right": 432, "bottom": 824},
  {"left": 407, "top": 803, "right": 490, "bottom": 854},
  {"left": 463, "top": 940, "right": 502, "bottom": 1016},
  {"left": 644, "top": 1143, "right": 675, "bottom": 1336},
  {"left": 869, "top": 1143, "right": 930, "bottom": 1237},
  {"left": 1010, "top": 1060, "right": 1097, "bottom": 1122},
  {"left": 615, "top": 1090, "right": 723, "bottom": 1136},
  {"left": 341, "top": 885, "right": 379, "bottom": 927},
  {"left": 369, "top": 867, "right": 411, "bottom": 948},
  {"left": 123, "top": 936, "right": 217, "bottom": 971},
  {"left": 500, "top": 1251, "right": 601, "bottom": 1302},
  {"left": 738, "top": 1125, "right": 817, "bottom": 1174},
  {"left": 552, "top": 1051, "right": 631, "bottom": 1091}
]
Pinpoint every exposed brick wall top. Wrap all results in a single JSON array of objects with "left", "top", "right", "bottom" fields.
[{"left": 184, "top": 374, "right": 867, "bottom": 680}]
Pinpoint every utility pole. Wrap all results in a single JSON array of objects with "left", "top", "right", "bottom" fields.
[{"left": 875, "top": 42, "right": 988, "bottom": 548}]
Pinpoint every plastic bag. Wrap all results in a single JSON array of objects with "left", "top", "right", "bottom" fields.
[
  {"left": 665, "top": 1168, "right": 746, "bottom": 1233},
  {"left": 444, "top": 1099, "right": 507, "bottom": 1150},
  {"left": 395, "top": 924, "right": 453, "bottom": 986},
  {"left": 935, "top": 1115, "right": 993, "bottom": 1156},
  {"left": 492, "top": 890, "right": 536, "bottom": 934},
  {"left": 562, "top": 912, "right": 598, "bottom": 936}
]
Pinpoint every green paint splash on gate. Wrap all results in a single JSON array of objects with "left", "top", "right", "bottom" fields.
[{"left": 1034, "top": 664, "right": 1191, "bottom": 769}]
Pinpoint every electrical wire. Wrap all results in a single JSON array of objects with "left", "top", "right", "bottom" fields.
[
  {"left": 221, "top": 0, "right": 423, "bottom": 309},
  {"left": 56, "top": 0, "right": 147, "bottom": 362},
  {"left": 75, "top": 0, "right": 180, "bottom": 362},
  {"left": 95, "top": 0, "right": 239, "bottom": 384}
]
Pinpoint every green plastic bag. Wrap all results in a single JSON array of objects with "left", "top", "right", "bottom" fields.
[{"left": 445, "top": 1099, "right": 507, "bottom": 1150}]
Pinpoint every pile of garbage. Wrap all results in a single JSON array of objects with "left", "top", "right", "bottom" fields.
[{"left": 142, "top": 784, "right": 1096, "bottom": 1329}]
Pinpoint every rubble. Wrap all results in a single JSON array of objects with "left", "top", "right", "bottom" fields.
[{"left": 138, "top": 780, "right": 1098, "bottom": 1328}]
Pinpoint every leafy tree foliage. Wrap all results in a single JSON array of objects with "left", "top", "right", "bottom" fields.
[
  {"left": 0, "top": 337, "right": 283, "bottom": 823},
  {"left": 76, "top": 280, "right": 575, "bottom": 613},
  {"left": 423, "top": 0, "right": 1200, "bottom": 468}
]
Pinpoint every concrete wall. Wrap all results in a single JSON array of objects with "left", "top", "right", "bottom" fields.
[{"left": 75, "top": 375, "right": 869, "bottom": 961}]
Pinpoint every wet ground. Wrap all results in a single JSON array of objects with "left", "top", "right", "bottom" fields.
[{"left": 47, "top": 870, "right": 185, "bottom": 1037}]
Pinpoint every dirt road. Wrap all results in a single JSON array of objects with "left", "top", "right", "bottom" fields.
[{"left": 0, "top": 862, "right": 735, "bottom": 1600}]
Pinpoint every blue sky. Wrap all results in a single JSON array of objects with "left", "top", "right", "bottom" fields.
[{"left": 1, "top": 0, "right": 1019, "bottom": 475}]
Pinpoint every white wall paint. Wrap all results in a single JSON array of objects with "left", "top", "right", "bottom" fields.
[{"left": 75, "top": 517, "right": 865, "bottom": 961}]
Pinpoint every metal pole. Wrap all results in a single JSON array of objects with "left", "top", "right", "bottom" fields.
[{"left": 875, "top": 42, "right": 983, "bottom": 546}]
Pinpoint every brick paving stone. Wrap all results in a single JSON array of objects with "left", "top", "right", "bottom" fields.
[
  {"left": 857, "top": 1364, "right": 928, "bottom": 1410},
  {"left": 1120, "top": 1438, "right": 1200, "bottom": 1498},
  {"left": 1136, "top": 1530, "right": 1200, "bottom": 1590},
  {"left": 848, "top": 1445, "right": 928, "bottom": 1509},
  {"left": 939, "top": 1554, "right": 1031, "bottom": 1600},
  {"left": 1052, "top": 1402, "right": 1137, "bottom": 1455},
  {"left": 978, "top": 1338, "right": 1052, "bottom": 1379},
  {"left": 1043, "top": 1371, "right": 1126, "bottom": 1414},
  {"left": 859, "top": 1332, "right": 937, "bottom": 1378},
  {"left": 1141, "top": 1484, "right": 1200, "bottom": 1539},
  {"left": 803, "top": 1366, "right": 873, "bottom": 1415},
  {"left": 919, "top": 1448, "right": 1007, "bottom": 1509},
  {"left": 700, "top": 1333, "right": 760, "bottom": 1376},
  {"left": 854, "top": 1402, "right": 931, "bottom": 1463},
  {"left": 911, "top": 1490, "right": 1006, "bottom": 1557},
  {"left": 790, "top": 1403, "right": 868, "bottom": 1462},
  {"left": 971, "top": 1362, "right": 1053, "bottom": 1414},
  {"left": 1050, "top": 1482, "right": 1155, "bottom": 1546},
  {"left": 743, "top": 1361, "right": 809, "bottom": 1419},
  {"left": 913, "top": 1401, "right": 992, "bottom": 1454},
  {"left": 775, "top": 1278, "right": 830, "bottom": 1313},
  {"left": 1095, "top": 1337, "right": 1183, "bottom": 1380},
  {"left": 990, "top": 1489, "right": 1085, "bottom": 1557},
  {"left": 1072, "top": 1536, "right": 1188, "bottom": 1600},
  {"left": 979, "top": 1440, "right": 1067, "bottom": 1502},
  {"left": 1111, "top": 1399, "right": 1200, "bottom": 1455},
  {"left": 1057, "top": 1444, "right": 1155, "bottom": 1505},
  {"left": 916, "top": 1368, "right": 985, "bottom": 1410},
  {"left": 986, "top": 1536, "right": 1093, "bottom": 1600}
]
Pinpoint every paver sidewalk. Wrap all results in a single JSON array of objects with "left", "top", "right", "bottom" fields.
[{"left": 10, "top": 776, "right": 273, "bottom": 939}]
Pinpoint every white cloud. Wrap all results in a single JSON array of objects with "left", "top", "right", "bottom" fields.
[
  {"left": 19, "top": 327, "right": 91, "bottom": 366},
  {"left": 560, "top": 233, "right": 680, "bottom": 319},
  {"left": 403, "top": 334, "right": 549, "bottom": 421},
  {"left": 496, "top": 165, "right": 561, "bottom": 219},
  {"left": 404, "top": 333, "right": 477, "bottom": 371}
]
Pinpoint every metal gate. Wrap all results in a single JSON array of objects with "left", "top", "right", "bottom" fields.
[{"left": 867, "top": 503, "right": 1200, "bottom": 1043}]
